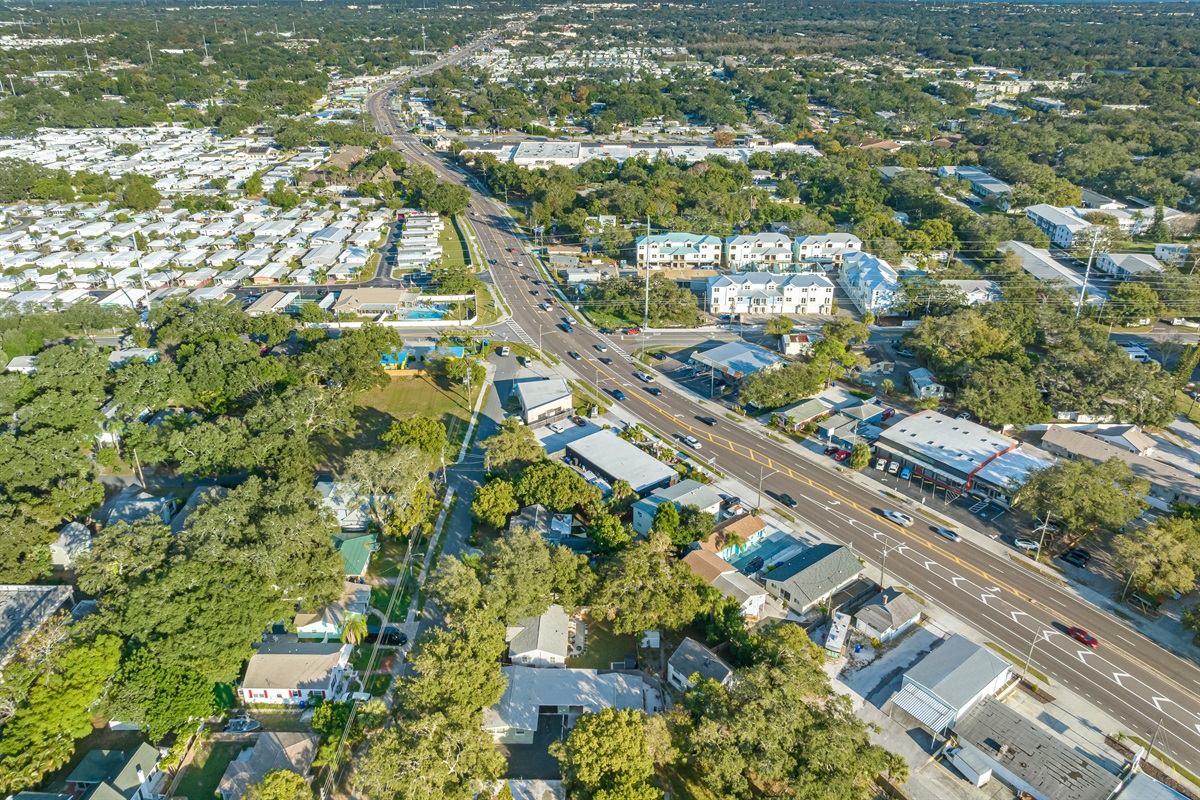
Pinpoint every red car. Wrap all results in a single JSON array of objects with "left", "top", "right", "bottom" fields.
[
  {"left": 1068, "top": 627, "right": 1099, "bottom": 649},
  {"left": 834, "top": 449, "right": 851, "bottom": 462},
  {"left": 625, "top": 327, "right": 641, "bottom": 335}
]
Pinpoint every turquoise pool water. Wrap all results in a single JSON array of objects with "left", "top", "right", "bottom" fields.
[{"left": 397, "top": 308, "right": 445, "bottom": 320}]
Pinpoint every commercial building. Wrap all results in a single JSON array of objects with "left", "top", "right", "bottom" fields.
[
  {"left": 705, "top": 272, "right": 835, "bottom": 316},
  {"left": 631, "top": 479, "right": 722, "bottom": 536},
  {"left": 515, "top": 378, "right": 574, "bottom": 426},
  {"left": 689, "top": 341, "right": 784, "bottom": 386},
  {"left": 483, "top": 666, "right": 644, "bottom": 744},
  {"left": 891, "top": 634, "right": 1011, "bottom": 735},
  {"left": 949, "top": 696, "right": 1120, "bottom": 800},
  {"left": 564, "top": 429, "right": 677, "bottom": 495},
  {"left": 634, "top": 232, "right": 722, "bottom": 270},
  {"left": 874, "top": 411, "right": 1054, "bottom": 506}
]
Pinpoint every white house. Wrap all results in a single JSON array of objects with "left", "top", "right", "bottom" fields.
[
  {"left": 635, "top": 232, "right": 722, "bottom": 270},
  {"left": 239, "top": 642, "right": 353, "bottom": 705},
  {"left": 484, "top": 666, "right": 644, "bottom": 744},
  {"left": 682, "top": 548, "right": 768, "bottom": 619},
  {"left": 1154, "top": 243, "right": 1189, "bottom": 265},
  {"left": 725, "top": 232, "right": 793, "bottom": 270},
  {"left": 1096, "top": 252, "right": 1164, "bottom": 279},
  {"left": 631, "top": 479, "right": 723, "bottom": 536},
  {"left": 853, "top": 587, "right": 923, "bottom": 643},
  {"left": 838, "top": 252, "right": 899, "bottom": 316},
  {"left": 506, "top": 604, "right": 570, "bottom": 668},
  {"left": 50, "top": 521, "right": 91, "bottom": 569},
  {"left": 667, "top": 637, "right": 734, "bottom": 691},
  {"left": 705, "top": 272, "right": 835, "bottom": 316}
]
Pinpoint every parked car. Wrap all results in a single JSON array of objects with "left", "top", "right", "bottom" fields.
[
  {"left": 881, "top": 407, "right": 896, "bottom": 421},
  {"left": 823, "top": 446, "right": 839, "bottom": 456},
  {"left": 933, "top": 527, "right": 961, "bottom": 542},
  {"left": 896, "top": 349, "right": 914, "bottom": 357},
  {"left": 746, "top": 556, "right": 765, "bottom": 573},
  {"left": 1014, "top": 538, "right": 1040, "bottom": 553},
  {"left": 888, "top": 461, "right": 900, "bottom": 475},
  {"left": 1059, "top": 550, "right": 1089, "bottom": 568},
  {"left": 834, "top": 449, "right": 851, "bottom": 462},
  {"left": 882, "top": 510, "right": 914, "bottom": 527},
  {"left": 1068, "top": 627, "right": 1099, "bottom": 649},
  {"left": 957, "top": 412, "right": 971, "bottom": 420},
  {"left": 899, "top": 467, "right": 912, "bottom": 480},
  {"left": 683, "top": 435, "right": 701, "bottom": 449},
  {"left": 651, "top": 351, "right": 668, "bottom": 360},
  {"left": 874, "top": 458, "right": 887, "bottom": 471},
  {"left": 571, "top": 416, "right": 587, "bottom": 427},
  {"left": 548, "top": 422, "right": 566, "bottom": 434},
  {"left": 498, "top": 346, "right": 511, "bottom": 357}
]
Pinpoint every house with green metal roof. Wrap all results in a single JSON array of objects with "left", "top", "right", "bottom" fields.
[
  {"left": 65, "top": 743, "right": 163, "bottom": 800},
  {"left": 332, "top": 532, "right": 377, "bottom": 579}
]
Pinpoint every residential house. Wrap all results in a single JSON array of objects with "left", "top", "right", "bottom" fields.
[
  {"left": 631, "top": 479, "right": 722, "bottom": 536},
  {"left": 1154, "top": 243, "right": 1189, "bottom": 266},
  {"left": 239, "top": 642, "right": 354, "bottom": 705},
  {"left": 634, "top": 232, "right": 722, "bottom": 270},
  {"left": 483, "top": 666, "right": 644, "bottom": 744},
  {"left": 107, "top": 348, "right": 159, "bottom": 369},
  {"left": 839, "top": 252, "right": 899, "bottom": 316},
  {"left": 793, "top": 233, "right": 862, "bottom": 265},
  {"left": 65, "top": 743, "right": 163, "bottom": 800},
  {"left": 0, "top": 584, "right": 73, "bottom": 665},
  {"left": 940, "top": 280, "right": 1001, "bottom": 306},
  {"left": 997, "top": 241, "right": 1103, "bottom": 303},
  {"left": 701, "top": 514, "right": 768, "bottom": 561},
  {"left": 681, "top": 549, "right": 767, "bottom": 619},
  {"left": 762, "top": 543, "right": 863, "bottom": 614},
  {"left": 779, "top": 333, "right": 821, "bottom": 356},
  {"left": 890, "top": 634, "right": 1011, "bottom": 734},
  {"left": 705, "top": 272, "right": 835, "bottom": 316},
  {"left": 50, "top": 522, "right": 91, "bottom": 569},
  {"left": 316, "top": 478, "right": 370, "bottom": 531},
  {"left": 506, "top": 604, "right": 570, "bottom": 668},
  {"left": 294, "top": 583, "right": 370, "bottom": 641},
  {"left": 245, "top": 291, "right": 296, "bottom": 317},
  {"left": 332, "top": 532, "right": 378, "bottom": 580},
  {"left": 217, "top": 732, "right": 320, "bottom": 800},
  {"left": 853, "top": 587, "right": 923, "bottom": 643},
  {"left": 515, "top": 378, "right": 574, "bottom": 426},
  {"left": 667, "top": 637, "right": 734, "bottom": 691},
  {"left": 510, "top": 505, "right": 587, "bottom": 553},
  {"left": 95, "top": 485, "right": 174, "bottom": 528},
  {"left": 907, "top": 367, "right": 945, "bottom": 399}
]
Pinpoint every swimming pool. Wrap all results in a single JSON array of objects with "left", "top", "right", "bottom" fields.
[{"left": 397, "top": 308, "right": 446, "bottom": 320}]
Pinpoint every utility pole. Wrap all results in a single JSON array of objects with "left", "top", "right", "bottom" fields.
[
  {"left": 146, "top": 41, "right": 153, "bottom": 67},
  {"left": 1076, "top": 228, "right": 1100, "bottom": 320},
  {"left": 1035, "top": 513, "right": 1051, "bottom": 561},
  {"left": 1022, "top": 628, "right": 1044, "bottom": 681}
]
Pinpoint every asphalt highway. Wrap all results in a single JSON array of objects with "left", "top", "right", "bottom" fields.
[{"left": 365, "top": 50, "right": 1200, "bottom": 771}]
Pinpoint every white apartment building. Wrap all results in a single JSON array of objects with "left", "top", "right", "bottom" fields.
[
  {"left": 725, "top": 232, "right": 794, "bottom": 270},
  {"left": 1025, "top": 204, "right": 1093, "bottom": 249},
  {"left": 706, "top": 272, "right": 835, "bottom": 315},
  {"left": 1096, "top": 252, "right": 1164, "bottom": 279},
  {"left": 793, "top": 233, "right": 862, "bottom": 264},
  {"left": 838, "top": 252, "right": 899, "bottom": 316},
  {"left": 635, "top": 233, "right": 722, "bottom": 270}
]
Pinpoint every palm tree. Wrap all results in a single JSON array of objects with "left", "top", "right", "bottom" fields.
[{"left": 340, "top": 612, "right": 368, "bottom": 645}]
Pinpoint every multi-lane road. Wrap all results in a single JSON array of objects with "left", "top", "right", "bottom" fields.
[{"left": 365, "top": 49, "right": 1200, "bottom": 772}]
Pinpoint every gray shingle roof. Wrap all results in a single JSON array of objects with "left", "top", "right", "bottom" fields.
[
  {"left": 764, "top": 544, "right": 862, "bottom": 608},
  {"left": 669, "top": 637, "right": 733, "bottom": 685}
]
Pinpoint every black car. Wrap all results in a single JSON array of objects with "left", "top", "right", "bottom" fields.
[
  {"left": 699, "top": 416, "right": 717, "bottom": 426},
  {"left": 599, "top": 357, "right": 613, "bottom": 364},
  {"left": 747, "top": 556, "right": 765, "bottom": 573},
  {"left": 779, "top": 493, "right": 798, "bottom": 508},
  {"left": 823, "top": 446, "right": 838, "bottom": 455},
  {"left": 646, "top": 387, "right": 662, "bottom": 396},
  {"left": 651, "top": 351, "right": 668, "bottom": 360},
  {"left": 1059, "top": 548, "right": 1091, "bottom": 568},
  {"left": 365, "top": 627, "right": 408, "bottom": 646}
]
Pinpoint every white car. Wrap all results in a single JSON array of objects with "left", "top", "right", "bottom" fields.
[
  {"left": 683, "top": 436, "right": 702, "bottom": 450},
  {"left": 882, "top": 510, "right": 914, "bottom": 527},
  {"left": 1014, "top": 538, "right": 1040, "bottom": 552},
  {"left": 548, "top": 422, "right": 565, "bottom": 434},
  {"left": 499, "top": 346, "right": 511, "bottom": 357}
]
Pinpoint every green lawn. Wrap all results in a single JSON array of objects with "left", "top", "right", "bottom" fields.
[
  {"left": 1177, "top": 389, "right": 1200, "bottom": 423},
  {"left": 175, "top": 740, "right": 245, "bottom": 800},
  {"left": 317, "top": 373, "right": 480, "bottom": 467},
  {"left": 440, "top": 218, "right": 470, "bottom": 270},
  {"left": 567, "top": 616, "right": 638, "bottom": 670}
]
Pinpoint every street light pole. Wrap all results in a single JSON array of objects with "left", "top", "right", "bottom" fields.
[{"left": 1023, "top": 628, "right": 1045, "bottom": 680}]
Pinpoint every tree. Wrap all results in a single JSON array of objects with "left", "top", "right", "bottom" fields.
[
  {"left": 681, "top": 624, "right": 905, "bottom": 799},
  {"left": 382, "top": 416, "right": 448, "bottom": 464},
  {"left": 0, "top": 504, "right": 56, "bottom": 583},
  {"left": 652, "top": 502, "right": 680, "bottom": 540},
  {"left": 482, "top": 418, "right": 545, "bottom": 478},
  {"left": 763, "top": 316, "right": 794, "bottom": 336},
  {"left": 849, "top": 442, "right": 871, "bottom": 470},
  {"left": 549, "top": 545, "right": 596, "bottom": 610},
  {"left": 956, "top": 360, "right": 1049, "bottom": 429},
  {"left": 0, "top": 634, "right": 122, "bottom": 793},
  {"left": 596, "top": 537, "right": 706, "bottom": 634},
  {"left": 515, "top": 461, "right": 600, "bottom": 512},
  {"left": 471, "top": 478, "right": 519, "bottom": 529},
  {"left": 426, "top": 556, "right": 484, "bottom": 621},
  {"left": 481, "top": 526, "right": 554, "bottom": 624},
  {"left": 244, "top": 771, "right": 312, "bottom": 800},
  {"left": 341, "top": 612, "right": 369, "bottom": 645},
  {"left": 1107, "top": 282, "right": 1162, "bottom": 326},
  {"left": 905, "top": 310, "right": 1022, "bottom": 384},
  {"left": 1013, "top": 458, "right": 1149, "bottom": 535},
  {"left": 339, "top": 448, "right": 432, "bottom": 536},
  {"left": 588, "top": 513, "right": 632, "bottom": 553},
  {"left": 103, "top": 647, "right": 215, "bottom": 739},
  {"left": 549, "top": 708, "right": 659, "bottom": 800},
  {"left": 400, "top": 610, "right": 507, "bottom": 722},
  {"left": 879, "top": 378, "right": 894, "bottom": 396},
  {"left": 1174, "top": 345, "right": 1200, "bottom": 390},
  {"left": 1113, "top": 518, "right": 1199, "bottom": 598},
  {"left": 444, "top": 356, "right": 485, "bottom": 402}
]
